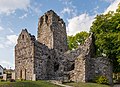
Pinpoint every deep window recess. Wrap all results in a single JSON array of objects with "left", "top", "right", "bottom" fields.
[
  {"left": 54, "top": 62, "right": 59, "bottom": 72},
  {"left": 22, "top": 35, "right": 24, "bottom": 39},
  {"left": 0, "top": 72, "right": 2, "bottom": 75}
]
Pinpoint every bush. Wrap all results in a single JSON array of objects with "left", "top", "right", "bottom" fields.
[
  {"left": 0, "top": 79, "right": 5, "bottom": 82},
  {"left": 95, "top": 76, "right": 108, "bottom": 84},
  {"left": 9, "top": 79, "right": 15, "bottom": 82}
]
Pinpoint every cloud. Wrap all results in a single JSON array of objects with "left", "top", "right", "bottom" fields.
[
  {"left": 6, "top": 35, "right": 18, "bottom": 45},
  {"left": 0, "top": 61, "right": 14, "bottom": 69},
  {"left": 0, "top": 26, "right": 4, "bottom": 31},
  {"left": 34, "top": 5, "right": 42, "bottom": 15},
  {"left": 0, "top": 34, "right": 18, "bottom": 48},
  {"left": 0, "top": 0, "right": 30, "bottom": 15},
  {"left": 60, "top": 0, "right": 77, "bottom": 17},
  {"left": 19, "top": 13, "right": 28, "bottom": 19},
  {"left": 61, "top": 7, "right": 72, "bottom": 15},
  {"left": 104, "top": 0, "right": 120, "bottom": 14},
  {"left": 8, "top": 28, "right": 14, "bottom": 33},
  {"left": 100, "top": 0, "right": 114, "bottom": 3},
  {"left": 28, "top": 2, "right": 42, "bottom": 16},
  {"left": 0, "top": 44, "right": 4, "bottom": 48},
  {"left": 93, "top": 6, "right": 99, "bottom": 14},
  {"left": 67, "top": 0, "right": 120, "bottom": 36},
  {"left": 67, "top": 13, "right": 95, "bottom": 36}
]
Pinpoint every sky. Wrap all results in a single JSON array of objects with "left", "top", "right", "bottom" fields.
[{"left": 0, "top": 0, "right": 120, "bottom": 69}]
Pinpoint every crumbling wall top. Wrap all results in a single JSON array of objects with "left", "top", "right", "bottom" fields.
[
  {"left": 38, "top": 10, "right": 65, "bottom": 28},
  {"left": 17, "top": 29, "right": 36, "bottom": 44}
]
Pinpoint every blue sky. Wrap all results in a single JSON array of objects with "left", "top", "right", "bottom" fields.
[{"left": 0, "top": 0, "right": 119, "bottom": 69}]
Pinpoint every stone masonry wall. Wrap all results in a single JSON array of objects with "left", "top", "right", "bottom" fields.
[
  {"left": 15, "top": 10, "right": 113, "bottom": 84},
  {"left": 15, "top": 29, "right": 35, "bottom": 80},
  {"left": 37, "top": 10, "right": 68, "bottom": 52},
  {"left": 34, "top": 41, "right": 50, "bottom": 80},
  {"left": 94, "top": 57, "right": 113, "bottom": 84}
]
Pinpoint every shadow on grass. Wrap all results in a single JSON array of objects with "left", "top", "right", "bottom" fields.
[
  {"left": 0, "top": 80, "right": 61, "bottom": 87},
  {"left": 64, "top": 82, "right": 110, "bottom": 87}
]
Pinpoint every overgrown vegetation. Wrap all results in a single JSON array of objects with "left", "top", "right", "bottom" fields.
[
  {"left": 67, "top": 3, "right": 120, "bottom": 85},
  {"left": 90, "top": 4, "right": 120, "bottom": 72},
  {"left": 94, "top": 76, "right": 108, "bottom": 84},
  {"left": 68, "top": 4, "right": 120, "bottom": 73},
  {"left": 67, "top": 31, "right": 89, "bottom": 50}
]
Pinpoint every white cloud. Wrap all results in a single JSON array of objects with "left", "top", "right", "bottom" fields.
[
  {"left": 100, "top": 0, "right": 114, "bottom": 3},
  {"left": 0, "top": 44, "right": 4, "bottom": 48},
  {"left": 67, "top": 13, "right": 95, "bottom": 36},
  {"left": 104, "top": 0, "right": 120, "bottom": 14},
  {"left": 93, "top": 6, "right": 99, "bottom": 14},
  {"left": 0, "top": 26, "right": 4, "bottom": 31},
  {"left": 0, "top": 35, "right": 18, "bottom": 48},
  {"left": 67, "top": 0, "right": 120, "bottom": 36},
  {"left": 8, "top": 28, "right": 14, "bottom": 33},
  {"left": 0, "top": 0, "right": 30, "bottom": 15},
  {"left": 19, "top": 13, "right": 28, "bottom": 19},
  {"left": 61, "top": 7, "right": 72, "bottom": 15},
  {"left": 6, "top": 35, "right": 18, "bottom": 45},
  {"left": 29, "top": 3, "right": 42, "bottom": 16},
  {"left": 60, "top": 0, "right": 77, "bottom": 17},
  {"left": 0, "top": 61, "right": 14, "bottom": 69},
  {"left": 34, "top": 5, "right": 42, "bottom": 15}
]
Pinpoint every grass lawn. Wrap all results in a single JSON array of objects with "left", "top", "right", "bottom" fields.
[
  {"left": 0, "top": 80, "right": 62, "bottom": 87},
  {"left": 64, "top": 82, "right": 110, "bottom": 87}
]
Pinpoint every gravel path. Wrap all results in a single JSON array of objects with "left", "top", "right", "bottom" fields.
[
  {"left": 113, "top": 84, "right": 120, "bottom": 87},
  {"left": 48, "top": 80, "right": 73, "bottom": 87},
  {"left": 49, "top": 80, "right": 120, "bottom": 87}
]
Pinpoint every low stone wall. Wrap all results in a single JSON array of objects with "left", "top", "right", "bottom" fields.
[{"left": 94, "top": 57, "right": 113, "bottom": 84}]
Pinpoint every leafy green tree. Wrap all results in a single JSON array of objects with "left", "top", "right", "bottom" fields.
[
  {"left": 67, "top": 31, "right": 89, "bottom": 50},
  {"left": 90, "top": 4, "right": 120, "bottom": 72}
]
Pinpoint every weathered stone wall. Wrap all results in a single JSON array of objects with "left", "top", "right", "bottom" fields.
[
  {"left": 70, "top": 56, "right": 112, "bottom": 84},
  {"left": 69, "top": 54, "right": 86, "bottom": 82},
  {"left": 15, "top": 10, "right": 113, "bottom": 84},
  {"left": 37, "top": 10, "right": 68, "bottom": 52},
  {"left": 15, "top": 29, "right": 35, "bottom": 80},
  {"left": 68, "top": 33, "right": 95, "bottom": 82},
  {"left": 67, "top": 34, "right": 112, "bottom": 84},
  {"left": 34, "top": 41, "right": 50, "bottom": 80},
  {"left": 94, "top": 57, "right": 113, "bottom": 84}
]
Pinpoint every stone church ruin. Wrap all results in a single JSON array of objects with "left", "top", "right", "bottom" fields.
[{"left": 15, "top": 10, "right": 113, "bottom": 84}]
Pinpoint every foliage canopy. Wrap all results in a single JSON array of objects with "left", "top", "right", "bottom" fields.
[
  {"left": 90, "top": 4, "right": 120, "bottom": 72},
  {"left": 67, "top": 31, "right": 89, "bottom": 50}
]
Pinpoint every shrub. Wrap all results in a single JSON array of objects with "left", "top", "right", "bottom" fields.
[
  {"left": 9, "top": 79, "right": 15, "bottom": 82},
  {"left": 0, "top": 79, "right": 5, "bottom": 82},
  {"left": 18, "top": 78, "right": 25, "bottom": 81},
  {"left": 95, "top": 76, "right": 108, "bottom": 84}
]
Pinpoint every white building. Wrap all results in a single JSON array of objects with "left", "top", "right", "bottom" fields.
[{"left": 0, "top": 65, "right": 3, "bottom": 77}]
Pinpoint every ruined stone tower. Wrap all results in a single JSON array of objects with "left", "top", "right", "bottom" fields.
[
  {"left": 37, "top": 10, "right": 68, "bottom": 52},
  {"left": 15, "top": 10, "right": 112, "bottom": 84}
]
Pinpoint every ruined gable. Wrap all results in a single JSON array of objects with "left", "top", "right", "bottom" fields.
[
  {"left": 17, "top": 29, "right": 36, "bottom": 45},
  {"left": 15, "top": 29, "right": 35, "bottom": 80}
]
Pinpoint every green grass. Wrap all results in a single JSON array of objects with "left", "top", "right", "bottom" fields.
[
  {"left": 0, "top": 80, "right": 62, "bottom": 87},
  {"left": 64, "top": 82, "right": 110, "bottom": 87},
  {"left": 0, "top": 80, "right": 111, "bottom": 87}
]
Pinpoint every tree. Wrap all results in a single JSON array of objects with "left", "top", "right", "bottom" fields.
[
  {"left": 90, "top": 4, "right": 120, "bottom": 72},
  {"left": 67, "top": 31, "right": 89, "bottom": 50}
]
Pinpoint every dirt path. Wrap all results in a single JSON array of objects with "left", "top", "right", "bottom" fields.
[
  {"left": 113, "top": 84, "right": 120, "bottom": 87},
  {"left": 48, "top": 80, "right": 73, "bottom": 87}
]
